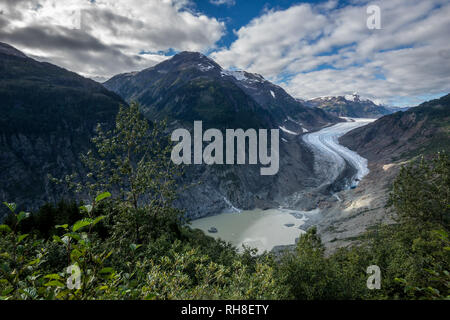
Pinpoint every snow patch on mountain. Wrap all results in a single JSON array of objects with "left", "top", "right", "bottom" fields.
[
  {"left": 221, "top": 70, "right": 246, "bottom": 81},
  {"left": 344, "top": 93, "right": 359, "bottom": 102},
  {"left": 220, "top": 69, "right": 265, "bottom": 84},
  {"left": 197, "top": 63, "right": 215, "bottom": 72},
  {"left": 279, "top": 126, "right": 300, "bottom": 135}
]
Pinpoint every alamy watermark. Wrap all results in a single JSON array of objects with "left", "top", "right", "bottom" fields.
[
  {"left": 366, "top": 265, "right": 381, "bottom": 289},
  {"left": 170, "top": 121, "right": 280, "bottom": 176},
  {"left": 366, "top": 5, "right": 381, "bottom": 30},
  {"left": 67, "top": 264, "right": 81, "bottom": 290}
]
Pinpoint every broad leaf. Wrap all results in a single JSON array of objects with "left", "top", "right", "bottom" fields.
[
  {"left": 92, "top": 216, "right": 106, "bottom": 227},
  {"left": 0, "top": 225, "right": 12, "bottom": 233},
  {"left": 44, "top": 274, "right": 62, "bottom": 280},
  {"left": 95, "top": 192, "right": 111, "bottom": 203},
  {"left": 79, "top": 205, "right": 93, "bottom": 214},
  {"left": 65, "top": 233, "right": 81, "bottom": 241},
  {"left": 16, "top": 211, "right": 30, "bottom": 223},
  {"left": 72, "top": 219, "right": 94, "bottom": 232},
  {"left": 44, "top": 280, "right": 65, "bottom": 288},
  {"left": 17, "top": 234, "right": 29, "bottom": 244},
  {"left": 99, "top": 267, "right": 114, "bottom": 274}
]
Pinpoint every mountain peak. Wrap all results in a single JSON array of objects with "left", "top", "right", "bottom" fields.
[
  {"left": 307, "top": 94, "right": 395, "bottom": 118},
  {"left": 158, "top": 51, "right": 221, "bottom": 73},
  {"left": 172, "top": 51, "right": 216, "bottom": 63},
  {"left": 175, "top": 51, "right": 207, "bottom": 58},
  {"left": 0, "top": 42, "right": 28, "bottom": 59},
  {"left": 344, "top": 92, "right": 360, "bottom": 102}
]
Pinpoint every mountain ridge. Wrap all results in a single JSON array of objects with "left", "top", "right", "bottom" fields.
[
  {"left": 104, "top": 51, "right": 340, "bottom": 132},
  {"left": 340, "top": 93, "right": 450, "bottom": 162},
  {"left": 0, "top": 42, "right": 126, "bottom": 217},
  {"left": 103, "top": 51, "right": 345, "bottom": 218},
  {"left": 305, "top": 93, "right": 405, "bottom": 118}
]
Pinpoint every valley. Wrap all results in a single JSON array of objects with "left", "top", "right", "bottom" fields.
[
  {"left": 0, "top": 0, "right": 448, "bottom": 301},
  {"left": 0, "top": 41, "right": 448, "bottom": 256},
  {"left": 190, "top": 118, "right": 376, "bottom": 253}
]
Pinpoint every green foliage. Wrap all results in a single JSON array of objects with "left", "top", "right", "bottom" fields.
[
  {"left": 0, "top": 103, "right": 282, "bottom": 300},
  {"left": 0, "top": 199, "right": 282, "bottom": 300},
  {"left": 389, "top": 152, "right": 449, "bottom": 228},
  {"left": 274, "top": 152, "right": 449, "bottom": 300},
  {"left": 55, "top": 102, "right": 183, "bottom": 244},
  {"left": 394, "top": 229, "right": 450, "bottom": 299},
  {"left": 0, "top": 101, "right": 448, "bottom": 303},
  {"left": 4, "top": 200, "right": 85, "bottom": 239},
  {"left": 276, "top": 227, "right": 367, "bottom": 300}
]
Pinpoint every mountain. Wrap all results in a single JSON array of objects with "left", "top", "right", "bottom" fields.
[
  {"left": 104, "top": 52, "right": 339, "bottom": 132},
  {"left": 312, "top": 94, "right": 450, "bottom": 249},
  {"left": 0, "top": 42, "right": 125, "bottom": 217},
  {"left": 104, "top": 52, "right": 343, "bottom": 218},
  {"left": 385, "top": 106, "right": 410, "bottom": 114},
  {"left": 300, "top": 94, "right": 447, "bottom": 252},
  {"left": 340, "top": 93, "right": 450, "bottom": 163},
  {"left": 306, "top": 93, "right": 399, "bottom": 118}
]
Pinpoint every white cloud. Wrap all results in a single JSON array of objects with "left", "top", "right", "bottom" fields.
[
  {"left": 0, "top": 0, "right": 448, "bottom": 105},
  {"left": 0, "top": 0, "right": 225, "bottom": 79},
  {"left": 211, "top": 0, "right": 450, "bottom": 106},
  {"left": 210, "top": 0, "right": 236, "bottom": 6}
]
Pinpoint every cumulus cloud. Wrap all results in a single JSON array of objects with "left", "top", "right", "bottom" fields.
[
  {"left": 211, "top": 0, "right": 450, "bottom": 106},
  {"left": 0, "top": 0, "right": 448, "bottom": 105},
  {"left": 0, "top": 0, "right": 225, "bottom": 80}
]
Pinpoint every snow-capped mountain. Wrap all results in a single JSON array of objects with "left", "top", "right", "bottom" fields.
[
  {"left": 306, "top": 93, "right": 403, "bottom": 118},
  {"left": 102, "top": 51, "right": 342, "bottom": 219},
  {"left": 104, "top": 51, "right": 339, "bottom": 131}
]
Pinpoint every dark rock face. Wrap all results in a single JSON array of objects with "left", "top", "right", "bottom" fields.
[
  {"left": 0, "top": 42, "right": 125, "bottom": 219},
  {"left": 340, "top": 94, "right": 450, "bottom": 162},
  {"left": 104, "top": 52, "right": 341, "bottom": 218},
  {"left": 0, "top": 44, "right": 341, "bottom": 221},
  {"left": 171, "top": 135, "right": 319, "bottom": 219},
  {"left": 307, "top": 94, "right": 397, "bottom": 119}
]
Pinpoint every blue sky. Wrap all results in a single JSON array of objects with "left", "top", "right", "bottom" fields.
[
  {"left": 1, "top": 0, "right": 449, "bottom": 107},
  {"left": 196, "top": 0, "right": 310, "bottom": 48},
  {"left": 195, "top": 0, "right": 355, "bottom": 50}
]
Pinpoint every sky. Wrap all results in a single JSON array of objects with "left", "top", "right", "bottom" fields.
[{"left": 0, "top": 0, "right": 449, "bottom": 107}]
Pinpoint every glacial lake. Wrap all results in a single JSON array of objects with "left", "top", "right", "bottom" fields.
[{"left": 189, "top": 209, "right": 307, "bottom": 253}]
